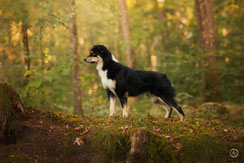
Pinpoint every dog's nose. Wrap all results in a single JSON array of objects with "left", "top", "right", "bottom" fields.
[{"left": 84, "top": 57, "right": 87, "bottom": 62}]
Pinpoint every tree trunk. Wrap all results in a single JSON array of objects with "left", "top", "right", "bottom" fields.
[
  {"left": 127, "top": 128, "right": 148, "bottom": 162},
  {"left": 195, "top": 0, "right": 221, "bottom": 102},
  {"left": 156, "top": 0, "right": 169, "bottom": 52},
  {"left": 0, "top": 82, "right": 25, "bottom": 145},
  {"left": 69, "top": 0, "right": 83, "bottom": 114},
  {"left": 119, "top": 0, "right": 134, "bottom": 68},
  {"left": 150, "top": 37, "right": 159, "bottom": 71},
  {"left": 21, "top": 23, "right": 31, "bottom": 85},
  {"left": 39, "top": 26, "right": 45, "bottom": 73}
]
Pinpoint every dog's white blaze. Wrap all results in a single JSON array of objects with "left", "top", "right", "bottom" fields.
[
  {"left": 112, "top": 54, "right": 119, "bottom": 62},
  {"left": 96, "top": 57, "right": 116, "bottom": 95}
]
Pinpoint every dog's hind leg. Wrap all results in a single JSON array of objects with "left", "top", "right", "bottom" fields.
[
  {"left": 149, "top": 95, "right": 172, "bottom": 119},
  {"left": 118, "top": 96, "right": 129, "bottom": 117},
  {"left": 164, "top": 97, "right": 185, "bottom": 122},
  {"left": 172, "top": 106, "right": 185, "bottom": 121}
]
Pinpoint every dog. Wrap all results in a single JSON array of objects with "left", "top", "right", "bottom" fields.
[{"left": 84, "top": 45, "right": 185, "bottom": 121}]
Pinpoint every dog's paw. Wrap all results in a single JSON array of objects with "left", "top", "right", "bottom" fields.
[
  {"left": 123, "top": 113, "right": 129, "bottom": 117},
  {"left": 180, "top": 116, "right": 185, "bottom": 122}
]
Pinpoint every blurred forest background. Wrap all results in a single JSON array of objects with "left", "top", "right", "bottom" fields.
[{"left": 0, "top": 0, "right": 243, "bottom": 117}]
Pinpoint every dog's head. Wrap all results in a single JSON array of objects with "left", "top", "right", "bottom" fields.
[{"left": 84, "top": 45, "right": 112, "bottom": 64}]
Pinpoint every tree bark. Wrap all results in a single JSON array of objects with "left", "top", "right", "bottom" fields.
[
  {"left": 127, "top": 128, "right": 148, "bottom": 162},
  {"left": 69, "top": 0, "right": 83, "bottom": 114},
  {"left": 0, "top": 82, "right": 25, "bottom": 145},
  {"left": 21, "top": 23, "right": 31, "bottom": 85},
  {"left": 119, "top": 0, "right": 134, "bottom": 68},
  {"left": 150, "top": 37, "right": 159, "bottom": 71},
  {"left": 156, "top": 0, "right": 169, "bottom": 52},
  {"left": 39, "top": 26, "right": 45, "bottom": 73},
  {"left": 195, "top": 0, "right": 221, "bottom": 102}
]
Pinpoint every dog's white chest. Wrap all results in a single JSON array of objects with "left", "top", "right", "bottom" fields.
[{"left": 96, "top": 63, "right": 116, "bottom": 94}]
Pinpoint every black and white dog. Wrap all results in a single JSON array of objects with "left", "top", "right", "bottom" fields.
[{"left": 84, "top": 45, "right": 185, "bottom": 121}]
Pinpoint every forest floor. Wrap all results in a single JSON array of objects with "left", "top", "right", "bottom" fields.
[{"left": 0, "top": 103, "right": 244, "bottom": 162}]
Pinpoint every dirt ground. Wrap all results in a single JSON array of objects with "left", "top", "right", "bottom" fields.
[{"left": 0, "top": 108, "right": 106, "bottom": 162}]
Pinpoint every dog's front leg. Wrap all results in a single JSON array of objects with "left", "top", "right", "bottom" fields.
[
  {"left": 119, "top": 96, "right": 129, "bottom": 117},
  {"left": 122, "top": 103, "right": 129, "bottom": 117},
  {"left": 109, "top": 96, "right": 117, "bottom": 116}
]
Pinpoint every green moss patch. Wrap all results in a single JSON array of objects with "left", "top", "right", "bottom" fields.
[{"left": 36, "top": 110, "right": 244, "bottom": 162}]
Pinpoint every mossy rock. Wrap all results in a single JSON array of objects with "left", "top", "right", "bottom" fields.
[{"left": 197, "top": 102, "right": 229, "bottom": 119}]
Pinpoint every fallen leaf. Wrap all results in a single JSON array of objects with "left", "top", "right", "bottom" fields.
[
  {"left": 152, "top": 120, "right": 158, "bottom": 124},
  {"left": 196, "top": 121, "right": 200, "bottom": 126},
  {"left": 121, "top": 126, "right": 129, "bottom": 134},
  {"left": 73, "top": 137, "right": 84, "bottom": 146},
  {"left": 175, "top": 142, "right": 183, "bottom": 151},
  {"left": 75, "top": 125, "right": 84, "bottom": 131},
  {"left": 152, "top": 126, "right": 161, "bottom": 132},
  {"left": 82, "top": 127, "right": 89, "bottom": 135},
  {"left": 164, "top": 135, "right": 171, "bottom": 139}
]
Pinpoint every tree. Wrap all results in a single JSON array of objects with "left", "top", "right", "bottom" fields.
[
  {"left": 69, "top": 0, "right": 83, "bottom": 114},
  {"left": 195, "top": 0, "right": 221, "bottom": 102},
  {"left": 20, "top": 0, "right": 31, "bottom": 85},
  {"left": 119, "top": 0, "right": 134, "bottom": 67},
  {"left": 155, "top": 0, "right": 169, "bottom": 52}
]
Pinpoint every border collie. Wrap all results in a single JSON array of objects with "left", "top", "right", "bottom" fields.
[{"left": 84, "top": 45, "right": 185, "bottom": 121}]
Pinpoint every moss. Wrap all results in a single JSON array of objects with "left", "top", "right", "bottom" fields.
[
  {"left": 87, "top": 128, "right": 130, "bottom": 162},
  {"left": 180, "top": 134, "right": 232, "bottom": 162},
  {"left": 41, "top": 110, "right": 90, "bottom": 126},
  {"left": 7, "top": 155, "right": 26, "bottom": 163},
  {"left": 147, "top": 131, "right": 177, "bottom": 162},
  {"left": 38, "top": 110, "right": 244, "bottom": 162}
]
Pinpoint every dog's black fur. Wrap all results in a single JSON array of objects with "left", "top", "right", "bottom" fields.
[{"left": 84, "top": 45, "right": 185, "bottom": 121}]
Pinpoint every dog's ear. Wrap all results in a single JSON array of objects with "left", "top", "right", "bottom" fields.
[
  {"left": 98, "top": 45, "right": 112, "bottom": 65},
  {"left": 98, "top": 45, "right": 106, "bottom": 54}
]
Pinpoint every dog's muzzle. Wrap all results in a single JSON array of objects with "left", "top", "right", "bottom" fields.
[{"left": 84, "top": 57, "right": 96, "bottom": 63}]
